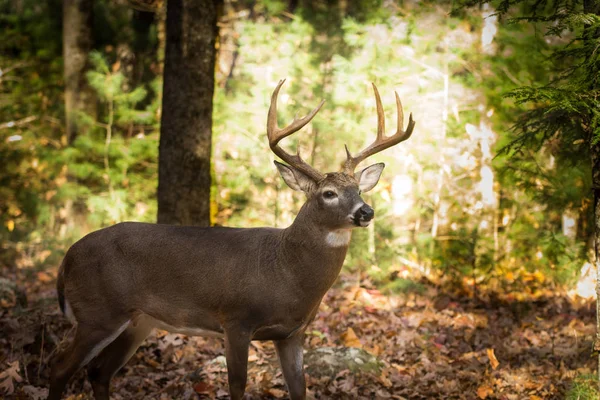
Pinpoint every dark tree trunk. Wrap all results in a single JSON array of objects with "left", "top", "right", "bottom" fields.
[
  {"left": 593, "top": 142, "right": 600, "bottom": 345},
  {"left": 157, "top": 0, "right": 220, "bottom": 226},
  {"left": 63, "top": 0, "right": 95, "bottom": 144},
  {"left": 583, "top": 0, "right": 600, "bottom": 380}
]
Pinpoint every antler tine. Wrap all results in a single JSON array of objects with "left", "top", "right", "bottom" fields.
[
  {"left": 373, "top": 83, "right": 385, "bottom": 141},
  {"left": 343, "top": 83, "right": 416, "bottom": 174},
  {"left": 267, "top": 79, "right": 326, "bottom": 182},
  {"left": 395, "top": 91, "right": 416, "bottom": 142}
]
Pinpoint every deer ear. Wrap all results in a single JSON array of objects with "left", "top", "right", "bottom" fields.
[
  {"left": 355, "top": 163, "right": 385, "bottom": 192},
  {"left": 274, "top": 161, "right": 315, "bottom": 193}
]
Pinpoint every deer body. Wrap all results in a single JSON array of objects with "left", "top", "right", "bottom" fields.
[
  {"left": 49, "top": 80, "right": 415, "bottom": 400},
  {"left": 60, "top": 216, "right": 348, "bottom": 342}
]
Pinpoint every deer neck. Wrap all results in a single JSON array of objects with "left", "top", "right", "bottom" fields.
[{"left": 279, "top": 201, "right": 351, "bottom": 293}]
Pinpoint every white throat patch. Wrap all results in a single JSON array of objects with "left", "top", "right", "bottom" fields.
[{"left": 325, "top": 230, "right": 351, "bottom": 247}]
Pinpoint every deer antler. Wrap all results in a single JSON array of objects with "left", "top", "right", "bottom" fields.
[
  {"left": 267, "top": 79, "right": 326, "bottom": 182},
  {"left": 343, "top": 83, "right": 415, "bottom": 175}
]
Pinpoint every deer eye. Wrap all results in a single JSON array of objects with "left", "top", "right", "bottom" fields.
[{"left": 323, "top": 190, "right": 337, "bottom": 199}]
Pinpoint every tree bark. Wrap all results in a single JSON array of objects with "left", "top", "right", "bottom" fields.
[
  {"left": 63, "top": 0, "right": 95, "bottom": 145},
  {"left": 582, "top": 0, "right": 600, "bottom": 381},
  {"left": 593, "top": 141, "right": 600, "bottom": 380},
  {"left": 157, "top": 0, "right": 220, "bottom": 226}
]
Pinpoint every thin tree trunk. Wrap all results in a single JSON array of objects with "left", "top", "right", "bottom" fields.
[
  {"left": 63, "top": 0, "right": 95, "bottom": 145},
  {"left": 156, "top": 0, "right": 166, "bottom": 74},
  {"left": 593, "top": 142, "right": 600, "bottom": 381},
  {"left": 157, "top": 0, "right": 221, "bottom": 226},
  {"left": 582, "top": 0, "right": 600, "bottom": 381},
  {"left": 429, "top": 44, "right": 449, "bottom": 260}
]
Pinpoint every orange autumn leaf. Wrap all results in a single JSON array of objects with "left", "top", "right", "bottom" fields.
[
  {"left": 268, "top": 388, "right": 286, "bottom": 397},
  {"left": 367, "top": 343, "right": 382, "bottom": 356},
  {"left": 37, "top": 271, "right": 53, "bottom": 283},
  {"left": 340, "top": 327, "right": 362, "bottom": 348},
  {"left": 486, "top": 348, "right": 500, "bottom": 370},
  {"left": 193, "top": 381, "right": 212, "bottom": 394},
  {"left": 477, "top": 385, "right": 493, "bottom": 399}
]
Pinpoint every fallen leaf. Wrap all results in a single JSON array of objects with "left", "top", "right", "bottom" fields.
[
  {"left": 37, "top": 271, "right": 53, "bottom": 283},
  {"left": 22, "top": 385, "right": 48, "bottom": 400},
  {"left": 340, "top": 327, "right": 362, "bottom": 348},
  {"left": 367, "top": 343, "right": 382, "bottom": 356},
  {"left": 268, "top": 388, "right": 287, "bottom": 397},
  {"left": 158, "top": 333, "right": 184, "bottom": 351},
  {"left": 193, "top": 381, "right": 213, "bottom": 394},
  {"left": 0, "top": 377, "right": 14, "bottom": 396},
  {"left": 477, "top": 384, "right": 493, "bottom": 399},
  {"left": 378, "top": 372, "right": 393, "bottom": 388},
  {"left": 486, "top": 348, "right": 500, "bottom": 370},
  {"left": 0, "top": 361, "right": 22, "bottom": 395}
]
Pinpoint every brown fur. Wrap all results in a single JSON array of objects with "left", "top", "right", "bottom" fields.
[
  {"left": 49, "top": 80, "right": 413, "bottom": 400},
  {"left": 49, "top": 170, "right": 372, "bottom": 400}
]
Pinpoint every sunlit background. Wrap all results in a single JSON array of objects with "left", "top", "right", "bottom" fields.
[{"left": 1, "top": 0, "right": 594, "bottom": 298}]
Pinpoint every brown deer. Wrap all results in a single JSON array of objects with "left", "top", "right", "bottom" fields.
[{"left": 48, "top": 80, "right": 415, "bottom": 400}]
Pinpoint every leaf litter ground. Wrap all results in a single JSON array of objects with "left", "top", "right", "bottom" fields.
[{"left": 0, "top": 266, "right": 595, "bottom": 399}]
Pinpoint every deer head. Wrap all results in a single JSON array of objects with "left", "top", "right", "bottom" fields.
[{"left": 268, "top": 79, "right": 415, "bottom": 232}]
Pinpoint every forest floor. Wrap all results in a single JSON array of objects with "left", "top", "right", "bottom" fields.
[{"left": 0, "top": 264, "right": 596, "bottom": 400}]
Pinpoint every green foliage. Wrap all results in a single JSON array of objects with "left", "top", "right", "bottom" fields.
[
  {"left": 384, "top": 278, "right": 426, "bottom": 294},
  {"left": 0, "top": 0, "right": 160, "bottom": 266},
  {"left": 67, "top": 51, "right": 159, "bottom": 225},
  {"left": 566, "top": 374, "right": 600, "bottom": 400},
  {"left": 209, "top": 0, "right": 595, "bottom": 292},
  {"left": 86, "top": 51, "right": 152, "bottom": 125},
  {"left": 1, "top": 0, "right": 594, "bottom": 295},
  {"left": 447, "top": 0, "right": 596, "bottom": 290}
]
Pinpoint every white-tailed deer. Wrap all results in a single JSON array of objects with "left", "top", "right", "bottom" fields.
[{"left": 49, "top": 80, "right": 415, "bottom": 400}]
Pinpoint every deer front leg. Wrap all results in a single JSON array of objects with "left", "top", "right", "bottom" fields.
[
  {"left": 275, "top": 333, "right": 306, "bottom": 400},
  {"left": 224, "top": 326, "right": 250, "bottom": 400}
]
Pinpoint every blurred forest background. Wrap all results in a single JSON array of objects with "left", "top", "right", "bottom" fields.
[{"left": 1, "top": 0, "right": 600, "bottom": 399}]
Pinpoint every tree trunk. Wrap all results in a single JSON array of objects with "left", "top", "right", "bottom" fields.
[
  {"left": 593, "top": 141, "right": 600, "bottom": 381},
  {"left": 157, "top": 0, "right": 220, "bottom": 226},
  {"left": 63, "top": 0, "right": 95, "bottom": 145},
  {"left": 156, "top": 1, "right": 166, "bottom": 74},
  {"left": 582, "top": 0, "right": 600, "bottom": 381}
]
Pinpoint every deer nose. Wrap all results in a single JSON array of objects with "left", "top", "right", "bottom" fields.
[{"left": 357, "top": 204, "right": 374, "bottom": 221}]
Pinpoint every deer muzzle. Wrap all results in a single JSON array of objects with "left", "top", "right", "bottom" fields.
[{"left": 354, "top": 203, "right": 375, "bottom": 227}]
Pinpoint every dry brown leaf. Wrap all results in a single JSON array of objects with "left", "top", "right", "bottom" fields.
[
  {"left": 340, "top": 327, "right": 362, "bottom": 348},
  {"left": 378, "top": 373, "right": 393, "bottom": 388},
  {"left": 0, "top": 361, "right": 22, "bottom": 395},
  {"left": 37, "top": 271, "right": 53, "bottom": 283},
  {"left": 143, "top": 357, "right": 160, "bottom": 368},
  {"left": 268, "top": 388, "right": 287, "bottom": 397},
  {"left": 22, "top": 385, "right": 48, "bottom": 400},
  {"left": 477, "top": 384, "right": 493, "bottom": 399},
  {"left": 486, "top": 348, "right": 500, "bottom": 370},
  {"left": 193, "top": 381, "right": 213, "bottom": 394},
  {"left": 529, "top": 395, "right": 543, "bottom": 400},
  {"left": 367, "top": 343, "right": 382, "bottom": 356}
]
